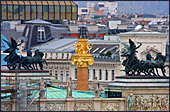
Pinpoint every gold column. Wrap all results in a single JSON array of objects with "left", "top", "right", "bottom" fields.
[{"left": 72, "top": 39, "right": 94, "bottom": 91}]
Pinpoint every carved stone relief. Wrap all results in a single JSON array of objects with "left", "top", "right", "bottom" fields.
[
  {"left": 47, "top": 103, "right": 65, "bottom": 111},
  {"left": 1, "top": 103, "right": 11, "bottom": 111},
  {"left": 101, "top": 102, "right": 119, "bottom": 111},
  {"left": 74, "top": 102, "right": 93, "bottom": 111},
  {"left": 130, "top": 94, "right": 169, "bottom": 111},
  {"left": 27, "top": 102, "right": 39, "bottom": 111}
]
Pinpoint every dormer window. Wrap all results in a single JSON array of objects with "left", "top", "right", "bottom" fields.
[{"left": 38, "top": 27, "right": 45, "bottom": 41}]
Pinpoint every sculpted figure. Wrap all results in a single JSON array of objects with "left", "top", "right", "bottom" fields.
[
  {"left": 127, "top": 93, "right": 133, "bottom": 111},
  {"left": 73, "top": 42, "right": 80, "bottom": 54},
  {"left": 3, "top": 37, "right": 23, "bottom": 70},
  {"left": 156, "top": 96, "right": 162, "bottom": 110},
  {"left": 134, "top": 95, "right": 140, "bottom": 111},
  {"left": 143, "top": 98, "right": 149, "bottom": 110},
  {"left": 161, "top": 97, "right": 168, "bottom": 111},
  {"left": 85, "top": 42, "right": 93, "bottom": 54},
  {"left": 66, "top": 77, "right": 73, "bottom": 98},
  {"left": 93, "top": 77, "right": 100, "bottom": 98},
  {"left": 140, "top": 95, "right": 145, "bottom": 110},
  {"left": 150, "top": 94, "right": 157, "bottom": 110}
]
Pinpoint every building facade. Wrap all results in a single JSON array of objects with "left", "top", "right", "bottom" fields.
[{"left": 1, "top": 1, "right": 78, "bottom": 21}]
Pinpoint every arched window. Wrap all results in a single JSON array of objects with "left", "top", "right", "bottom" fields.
[
  {"left": 99, "top": 69, "right": 102, "bottom": 80},
  {"left": 66, "top": 71, "right": 69, "bottom": 81},
  {"left": 75, "top": 68, "right": 77, "bottom": 79},
  {"left": 88, "top": 69, "right": 89, "bottom": 79},
  {"left": 38, "top": 27, "right": 45, "bottom": 41},
  {"left": 105, "top": 70, "right": 108, "bottom": 80},
  {"left": 93, "top": 69, "right": 95, "bottom": 79},
  {"left": 112, "top": 70, "right": 114, "bottom": 80},
  {"left": 61, "top": 71, "right": 63, "bottom": 82},
  {"left": 50, "top": 70, "right": 52, "bottom": 76},
  {"left": 55, "top": 70, "right": 58, "bottom": 80}
]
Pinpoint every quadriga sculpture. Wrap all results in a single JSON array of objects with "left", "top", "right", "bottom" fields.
[
  {"left": 3, "top": 37, "right": 47, "bottom": 70},
  {"left": 120, "top": 39, "right": 168, "bottom": 76}
]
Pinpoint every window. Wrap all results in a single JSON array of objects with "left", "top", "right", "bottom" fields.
[
  {"left": 62, "top": 53, "right": 64, "bottom": 59},
  {"left": 61, "top": 71, "right": 63, "bottom": 82},
  {"left": 66, "top": 6, "right": 71, "bottom": 20},
  {"left": 37, "top": 5, "right": 42, "bottom": 19},
  {"left": 8, "top": 5, "right": 13, "bottom": 20},
  {"left": 25, "top": 5, "right": 30, "bottom": 20},
  {"left": 99, "top": 69, "right": 102, "bottom": 80},
  {"left": 25, "top": 27, "right": 29, "bottom": 36},
  {"left": 81, "top": 9, "right": 88, "bottom": 12},
  {"left": 55, "top": 6, "right": 60, "bottom": 20},
  {"left": 19, "top": 5, "right": 24, "bottom": 19},
  {"left": 49, "top": 5, "right": 54, "bottom": 20},
  {"left": 93, "top": 69, "right": 95, "bottom": 79},
  {"left": 55, "top": 70, "right": 58, "bottom": 80},
  {"left": 105, "top": 70, "right": 108, "bottom": 80},
  {"left": 31, "top": 5, "right": 36, "bottom": 19},
  {"left": 56, "top": 53, "right": 58, "bottom": 59},
  {"left": 112, "top": 70, "right": 114, "bottom": 80},
  {"left": 2, "top": 5, "right": 7, "bottom": 19},
  {"left": 66, "top": 71, "right": 69, "bottom": 81},
  {"left": 66, "top": 53, "right": 69, "bottom": 59},
  {"left": 75, "top": 68, "right": 77, "bottom": 79},
  {"left": 45, "top": 53, "right": 47, "bottom": 58},
  {"left": 38, "top": 27, "right": 45, "bottom": 41},
  {"left": 50, "top": 53, "right": 53, "bottom": 59},
  {"left": 61, "top": 6, "right": 65, "bottom": 20},
  {"left": 88, "top": 69, "right": 89, "bottom": 79},
  {"left": 43, "top": 5, "right": 48, "bottom": 20},
  {"left": 50, "top": 70, "right": 52, "bottom": 76},
  {"left": 72, "top": 6, "right": 77, "bottom": 20}
]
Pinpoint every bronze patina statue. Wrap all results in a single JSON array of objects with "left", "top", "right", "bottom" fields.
[
  {"left": 3, "top": 37, "right": 47, "bottom": 70},
  {"left": 3, "top": 37, "right": 23, "bottom": 70},
  {"left": 120, "top": 39, "right": 168, "bottom": 76}
]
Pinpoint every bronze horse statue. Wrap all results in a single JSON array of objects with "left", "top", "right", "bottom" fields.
[
  {"left": 19, "top": 49, "right": 48, "bottom": 70},
  {"left": 120, "top": 39, "right": 168, "bottom": 76}
]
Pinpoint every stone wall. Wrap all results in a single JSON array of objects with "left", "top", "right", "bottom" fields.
[{"left": 1, "top": 98, "right": 125, "bottom": 111}]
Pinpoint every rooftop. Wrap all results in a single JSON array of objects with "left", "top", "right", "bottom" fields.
[
  {"left": 1, "top": 30, "right": 23, "bottom": 41},
  {"left": 25, "top": 18, "right": 52, "bottom": 25}
]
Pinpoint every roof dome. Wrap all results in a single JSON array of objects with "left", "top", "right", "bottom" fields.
[
  {"left": 25, "top": 18, "right": 52, "bottom": 25},
  {"left": 134, "top": 25, "right": 143, "bottom": 31}
]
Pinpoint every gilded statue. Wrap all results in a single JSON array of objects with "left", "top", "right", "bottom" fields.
[{"left": 72, "top": 39, "right": 94, "bottom": 67}]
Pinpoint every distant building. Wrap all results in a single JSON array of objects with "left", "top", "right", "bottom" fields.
[
  {"left": 97, "top": 1, "right": 117, "bottom": 15},
  {"left": 86, "top": 1, "right": 118, "bottom": 16},
  {"left": 1, "top": 1, "right": 78, "bottom": 23},
  {"left": 95, "top": 11, "right": 104, "bottom": 16},
  {"left": 78, "top": 8, "right": 89, "bottom": 16}
]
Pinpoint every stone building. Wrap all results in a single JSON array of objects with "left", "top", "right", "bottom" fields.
[{"left": 30, "top": 39, "right": 120, "bottom": 85}]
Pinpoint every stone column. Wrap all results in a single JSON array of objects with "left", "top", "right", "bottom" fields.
[
  {"left": 96, "top": 69, "right": 99, "bottom": 80},
  {"left": 108, "top": 70, "right": 112, "bottom": 81},
  {"left": 102, "top": 70, "right": 105, "bottom": 81},
  {"left": 77, "top": 67, "right": 88, "bottom": 91},
  {"left": 71, "top": 39, "right": 94, "bottom": 91},
  {"left": 89, "top": 69, "right": 93, "bottom": 81}
]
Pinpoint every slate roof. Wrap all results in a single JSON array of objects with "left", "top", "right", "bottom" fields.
[{"left": 1, "top": 30, "right": 23, "bottom": 41}]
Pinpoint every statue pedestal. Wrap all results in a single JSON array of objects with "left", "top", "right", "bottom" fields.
[
  {"left": 77, "top": 67, "right": 88, "bottom": 91},
  {"left": 106, "top": 76, "right": 169, "bottom": 111}
]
